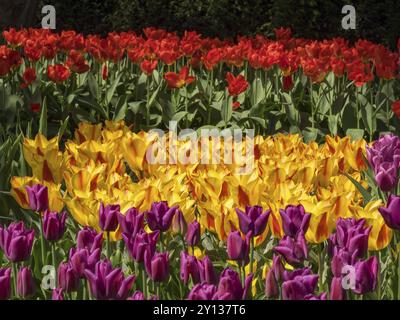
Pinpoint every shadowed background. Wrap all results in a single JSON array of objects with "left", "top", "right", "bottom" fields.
[{"left": 0, "top": 0, "right": 399, "bottom": 48}]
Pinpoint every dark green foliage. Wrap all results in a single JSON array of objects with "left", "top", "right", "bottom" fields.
[{"left": 34, "top": 0, "right": 399, "bottom": 48}]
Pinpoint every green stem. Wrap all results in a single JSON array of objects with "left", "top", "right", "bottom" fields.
[
  {"left": 51, "top": 243, "right": 56, "bottom": 269},
  {"left": 249, "top": 237, "right": 254, "bottom": 276},
  {"left": 106, "top": 232, "right": 110, "bottom": 260},
  {"left": 39, "top": 214, "right": 46, "bottom": 266},
  {"left": 12, "top": 263, "right": 18, "bottom": 299},
  {"left": 318, "top": 244, "right": 324, "bottom": 292},
  {"left": 142, "top": 267, "right": 147, "bottom": 299},
  {"left": 310, "top": 79, "right": 315, "bottom": 128},
  {"left": 159, "top": 232, "right": 164, "bottom": 253},
  {"left": 146, "top": 76, "right": 150, "bottom": 127}
]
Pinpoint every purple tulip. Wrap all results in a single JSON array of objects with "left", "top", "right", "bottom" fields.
[
  {"left": 84, "top": 260, "right": 135, "bottom": 300},
  {"left": 118, "top": 207, "right": 144, "bottom": 238},
  {"left": 265, "top": 269, "right": 279, "bottom": 299},
  {"left": 271, "top": 255, "right": 284, "bottom": 282},
  {"left": 58, "top": 262, "right": 80, "bottom": 292},
  {"left": 99, "top": 203, "right": 120, "bottom": 232},
  {"left": 214, "top": 268, "right": 253, "bottom": 300},
  {"left": 375, "top": 163, "right": 397, "bottom": 192},
  {"left": 281, "top": 273, "right": 319, "bottom": 300},
  {"left": 180, "top": 251, "right": 200, "bottom": 285},
  {"left": 52, "top": 288, "right": 64, "bottom": 300},
  {"left": 227, "top": 231, "right": 250, "bottom": 263},
  {"left": 304, "top": 292, "right": 328, "bottom": 300},
  {"left": 128, "top": 291, "right": 146, "bottom": 300},
  {"left": 353, "top": 256, "right": 378, "bottom": 295},
  {"left": 198, "top": 255, "right": 217, "bottom": 284},
  {"left": 379, "top": 194, "right": 400, "bottom": 230},
  {"left": 123, "top": 229, "right": 159, "bottom": 263},
  {"left": 144, "top": 251, "right": 169, "bottom": 282},
  {"left": 274, "top": 231, "right": 308, "bottom": 266},
  {"left": 172, "top": 209, "right": 187, "bottom": 235},
  {"left": 185, "top": 221, "right": 200, "bottom": 247},
  {"left": 187, "top": 283, "right": 217, "bottom": 300},
  {"left": 0, "top": 221, "right": 35, "bottom": 262},
  {"left": 69, "top": 247, "right": 101, "bottom": 277},
  {"left": 235, "top": 205, "right": 270, "bottom": 237},
  {"left": 76, "top": 227, "right": 103, "bottom": 253},
  {"left": 366, "top": 134, "right": 400, "bottom": 191},
  {"left": 146, "top": 201, "right": 178, "bottom": 232},
  {"left": 17, "top": 267, "right": 36, "bottom": 298},
  {"left": 283, "top": 267, "right": 312, "bottom": 282},
  {"left": 330, "top": 277, "right": 345, "bottom": 300},
  {"left": 26, "top": 184, "right": 49, "bottom": 212},
  {"left": 42, "top": 210, "right": 67, "bottom": 241},
  {"left": 279, "top": 205, "right": 311, "bottom": 237},
  {"left": 328, "top": 218, "right": 370, "bottom": 260},
  {"left": 0, "top": 268, "right": 11, "bottom": 300}
]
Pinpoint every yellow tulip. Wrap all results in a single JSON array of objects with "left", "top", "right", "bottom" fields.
[
  {"left": 352, "top": 200, "right": 393, "bottom": 251},
  {"left": 23, "top": 134, "right": 64, "bottom": 184}
]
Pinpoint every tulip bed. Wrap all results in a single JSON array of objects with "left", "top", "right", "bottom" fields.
[{"left": 0, "top": 27, "right": 399, "bottom": 301}]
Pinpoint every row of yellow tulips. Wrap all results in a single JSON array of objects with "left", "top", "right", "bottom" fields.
[{"left": 10, "top": 121, "right": 391, "bottom": 251}]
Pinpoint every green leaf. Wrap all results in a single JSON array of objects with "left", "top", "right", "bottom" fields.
[
  {"left": 344, "top": 173, "right": 372, "bottom": 205},
  {"left": 39, "top": 97, "right": 47, "bottom": 137},
  {"left": 58, "top": 116, "right": 69, "bottom": 141},
  {"left": 327, "top": 114, "right": 338, "bottom": 136},
  {"left": 87, "top": 73, "right": 99, "bottom": 99},
  {"left": 221, "top": 98, "right": 232, "bottom": 123},
  {"left": 106, "top": 73, "right": 122, "bottom": 103},
  {"left": 346, "top": 128, "right": 364, "bottom": 141},
  {"left": 113, "top": 95, "right": 128, "bottom": 121}
]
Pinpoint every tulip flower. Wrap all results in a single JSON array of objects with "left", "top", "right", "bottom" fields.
[
  {"left": 69, "top": 247, "right": 101, "bottom": 277},
  {"left": 227, "top": 231, "right": 250, "bottom": 264},
  {"left": 281, "top": 273, "right": 319, "bottom": 300},
  {"left": 129, "top": 291, "right": 146, "bottom": 300},
  {"left": 26, "top": 184, "right": 49, "bottom": 212},
  {"left": 353, "top": 256, "right": 378, "bottom": 295},
  {"left": 279, "top": 205, "right": 311, "bottom": 237},
  {"left": 185, "top": 221, "right": 200, "bottom": 247},
  {"left": 42, "top": 210, "right": 67, "bottom": 241},
  {"left": 214, "top": 268, "right": 253, "bottom": 300},
  {"left": 187, "top": 283, "right": 217, "bottom": 300},
  {"left": 146, "top": 201, "right": 178, "bottom": 232},
  {"left": 180, "top": 251, "right": 200, "bottom": 285},
  {"left": 128, "top": 291, "right": 158, "bottom": 300},
  {"left": 20, "top": 67, "right": 36, "bottom": 88},
  {"left": 0, "top": 268, "right": 11, "bottom": 300},
  {"left": 58, "top": 262, "right": 80, "bottom": 292},
  {"left": 140, "top": 59, "right": 158, "bottom": 76},
  {"left": 330, "top": 277, "right": 345, "bottom": 300},
  {"left": 198, "top": 255, "right": 217, "bottom": 285},
  {"left": 366, "top": 134, "right": 400, "bottom": 191},
  {"left": 304, "top": 293, "right": 328, "bottom": 300},
  {"left": 84, "top": 260, "right": 135, "bottom": 300},
  {"left": 378, "top": 194, "right": 400, "bottom": 230},
  {"left": 47, "top": 64, "right": 71, "bottom": 83},
  {"left": 0, "top": 221, "right": 35, "bottom": 262},
  {"left": 271, "top": 255, "right": 284, "bottom": 282},
  {"left": 76, "top": 227, "right": 103, "bottom": 253},
  {"left": 52, "top": 288, "right": 64, "bottom": 300},
  {"left": 226, "top": 72, "right": 249, "bottom": 96},
  {"left": 265, "top": 269, "right": 279, "bottom": 299},
  {"left": 118, "top": 207, "right": 144, "bottom": 238},
  {"left": 99, "top": 203, "right": 120, "bottom": 232},
  {"left": 328, "top": 218, "right": 370, "bottom": 260},
  {"left": 274, "top": 232, "right": 308, "bottom": 266},
  {"left": 392, "top": 100, "right": 400, "bottom": 119},
  {"left": 164, "top": 66, "right": 195, "bottom": 89},
  {"left": 235, "top": 205, "right": 270, "bottom": 237},
  {"left": 375, "top": 163, "right": 398, "bottom": 192},
  {"left": 144, "top": 251, "right": 170, "bottom": 282},
  {"left": 17, "top": 267, "right": 36, "bottom": 298},
  {"left": 123, "top": 229, "right": 159, "bottom": 263},
  {"left": 171, "top": 209, "right": 187, "bottom": 235}
]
